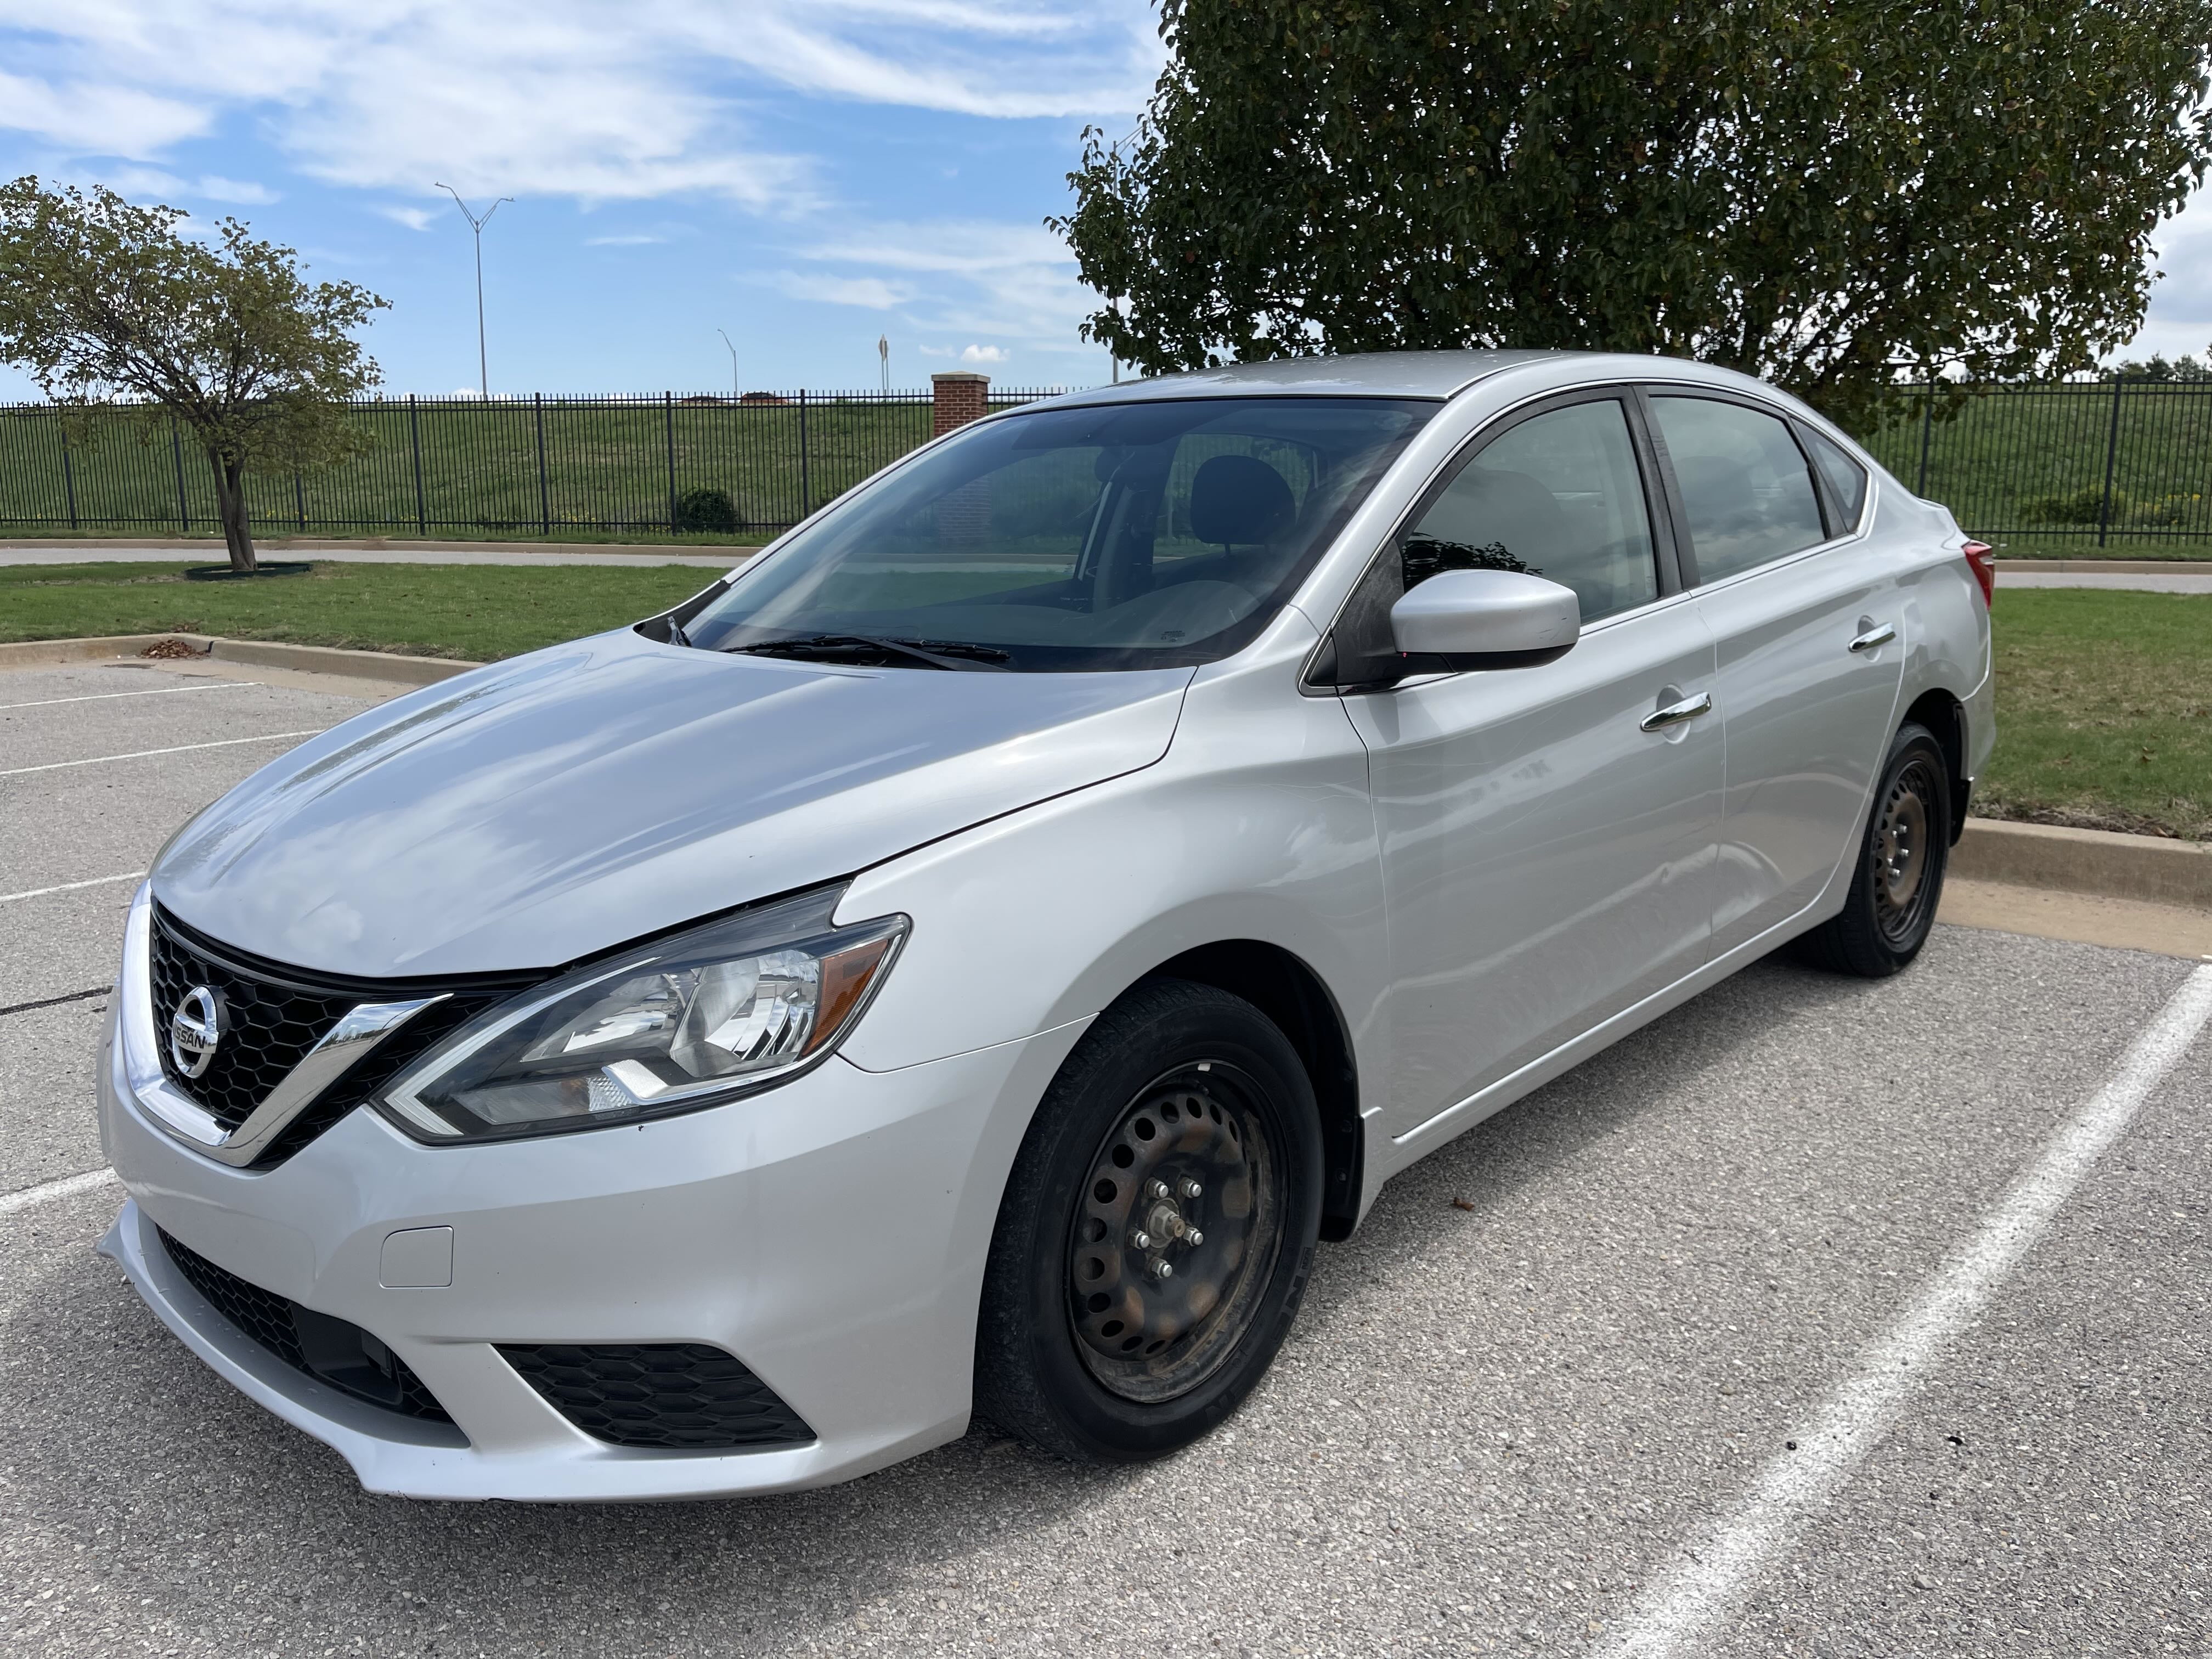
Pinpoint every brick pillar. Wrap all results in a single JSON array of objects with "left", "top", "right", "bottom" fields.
[
  {"left": 930, "top": 374, "right": 992, "bottom": 543},
  {"left": 932, "top": 371, "right": 990, "bottom": 436}
]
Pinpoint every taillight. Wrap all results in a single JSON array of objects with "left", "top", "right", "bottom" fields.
[{"left": 1962, "top": 541, "right": 1995, "bottom": 607}]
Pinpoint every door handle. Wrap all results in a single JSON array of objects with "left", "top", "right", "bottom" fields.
[
  {"left": 1639, "top": 691, "right": 1713, "bottom": 732},
  {"left": 1849, "top": 623, "right": 1897, "bottom": 653}
]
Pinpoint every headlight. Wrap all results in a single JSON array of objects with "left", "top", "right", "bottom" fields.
[{"left": 375, "top": 887, "right": 906, "bottom": 1143}]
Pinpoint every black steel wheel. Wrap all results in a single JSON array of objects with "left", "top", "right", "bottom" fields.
[
  {"left": 976, "top": 979, "right": 1323, "bottom": 1462},
  {"left": 1793, "top": 721, "right": 1953, "bottom": 978}
]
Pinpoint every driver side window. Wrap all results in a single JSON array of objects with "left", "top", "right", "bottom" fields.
[{"left": 1404, "top": 398, "right": 1659, "bottom": 624}]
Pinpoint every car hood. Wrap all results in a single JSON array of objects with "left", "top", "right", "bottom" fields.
[{"left": 152, "top": 629, "right": 1192, "bottom": 978}]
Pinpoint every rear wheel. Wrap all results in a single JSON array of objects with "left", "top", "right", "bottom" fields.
[
  {"left": 974, "top": 978, "right": 1323, "bottom": 1462},
  {"left": 1793, "top": 721, "right": 1951, "bottom": 978}
]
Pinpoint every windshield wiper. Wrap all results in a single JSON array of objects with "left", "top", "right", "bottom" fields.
[{"left": 721, "top": 633, "right": 1012, "bottom": 672}]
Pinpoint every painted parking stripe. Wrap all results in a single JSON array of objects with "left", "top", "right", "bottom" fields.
[
  {"left": 0, "top": 729, "right": 324, "bottom": 778},
  {"left": 0, "top": 681, "right": 258, "bottom": 712},
  {"left": 0, "top": 1167, "right": 118, "bottom": 1219},
  {"left": 1600, "top": 961, "right": 2212, "bottom": 1659},
  {"left": 0, "top": 871, "right": 145, "bottom": 905}
]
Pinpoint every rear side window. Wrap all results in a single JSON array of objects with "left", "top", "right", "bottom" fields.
[
  {"left": 1404, "top": 398, "right": 1658, "bottom": 623},
  {"left": 1799, "top": 425, "right": 1870, "bottom": 532},
  {"left": 1651, "top": 396, "right": 1826, "bottom": 583}
]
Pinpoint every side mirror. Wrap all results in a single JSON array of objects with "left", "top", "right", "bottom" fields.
[{"left": 1389, "top": 568, "right": 1581, "bottom": 670}]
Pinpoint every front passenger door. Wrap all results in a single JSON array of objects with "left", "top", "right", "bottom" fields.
[{"left": 1336, "top": 392, "right": 1724, "bottom": 1137}]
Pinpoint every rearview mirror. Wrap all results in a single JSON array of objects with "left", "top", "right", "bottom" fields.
[{"left": 1389, "top": 569, "right": 1581, "bottom": 670}]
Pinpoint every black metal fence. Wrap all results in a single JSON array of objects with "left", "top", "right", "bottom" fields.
[
  {"left": 3, "top": 378, "right": 2208, "bottom": 543},
  {"left": 0, "top": 388, "right": 1071, "bottom": 538},
  {"left": 1850, "top": 377, "right": 2211, "bottom": 543}
]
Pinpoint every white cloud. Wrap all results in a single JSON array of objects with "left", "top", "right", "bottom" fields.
[
  {"left": 790, "top": 218, "right": 1097, "bottom": 357},
  {"left": 960, "top": 343, "right": 1009, "bottom": 362},
  {"left": 586, "top": 233, "right": 668, "bottom": 246},
  {"left": 0, "top": 2, "right": 1158, "bottom": 210},
  {"left": 2111, "top": 192, "right": 2212, "bottom": 360},
  {"left": 0, "top": 65, "right": 207, "bottom": 154},
  {"left": 104, "top": 165, "right": 278, "bottom": 205},
  {"left": 193, "top": 174, "right": 278, "bottom": 204},
  {"left": 375, "top": 204, "right": 438, "bottom": 231},
  {"left": 776, "top": 270, "right": 912, "bottom": 309}
]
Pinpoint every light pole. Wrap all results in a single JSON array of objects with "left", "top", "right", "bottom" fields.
[
  {"left": 717, "top": 329, "right": 740, "bottom": 399},
  {"left": 435, "top": 184, "right": 512, "bottom": 399},
  {"left": 877, "top": 333, "right": 889, "bottom": 393}
]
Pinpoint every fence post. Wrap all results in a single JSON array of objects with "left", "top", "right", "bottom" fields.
[
  {"left": 59, "top": 420, "right": 78, "bottom": 529},
  {"left": 535, "top": 392, "right": 550, "bottom": 534},
  {"left": 1915, "top": 373, "right": 1934, "bottom": 497},
  {"left": 408, "top": 394, "right": 427, "bottom": 534},
  {"left": 798, "top": 390, "right": 810, "bottom": 520},
  {"left": 170, "top": 417, "right": 189, "bottom": 531},
  {"left": 2096, "top": 373, "right": 2125, "bottom": 549},
  {"left": 664, "top": 392, "right": 679, "bottom": 532},
  {"left": 294, "top": 472, "right": 306, "bottom": 529}
]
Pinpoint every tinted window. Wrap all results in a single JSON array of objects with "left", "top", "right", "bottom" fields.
[
  {"left": 686, "top": 397, "right": 1431, "bottom": 672},
  {"left": 1800, "top": 425, "right": 1869, "bottom": 532},
  {"left": 1403, "top": 398, "right": 1658, "bottom": 623},
  {"left": 1651, "top": 396, "right": 1826, "bottom": 583}
]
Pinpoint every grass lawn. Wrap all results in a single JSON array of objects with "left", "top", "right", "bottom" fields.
[
  {"left": 1979, "top": 589, "right": 2212, "bottom": 840},
  {"left": 1, "top": 525, "right": 776, "bottom": 550},
  {"left": 1977, "top": 535, "right": 2212, "bottom": 562},
  {"left": 0, "top": 560, "right": 716, "bottom": 663},
  {"left": 8, "top": 562, "right": 2205, "bottom": 840},
  {"left": 0, "top": 396, "right": 957, "bottom": 539}
]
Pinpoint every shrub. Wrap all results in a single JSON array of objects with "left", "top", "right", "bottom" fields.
[
  {"left": 674, "top": 486, "right": 739, "bottom": 533},
  {"left": 2022, "top": 487, "right": 2112, "bottom": 526}
]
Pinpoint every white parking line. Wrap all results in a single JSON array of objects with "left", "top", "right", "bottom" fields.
[
  {"left": 1600, "top": 961, "right": 2212, "bottom": 1659},
  {"left": 0, "top": 1167, "right": 118, "bottom": 1219},
  {"left": 0, "top": 681, "right": 259, "bottom": 712},
  {"left": 0, "top": 871, "right": 145, "bottom": 904},
  {"left": 0, "top": 729, "right": 324, "bottom": 778}
]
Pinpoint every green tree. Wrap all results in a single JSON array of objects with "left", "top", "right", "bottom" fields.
[
  {"left": 1057, "top": 1, "right": 2212, "bottom": 428},
  {"left": 0, "top": 178, "right": 388, "bottom": 571}
]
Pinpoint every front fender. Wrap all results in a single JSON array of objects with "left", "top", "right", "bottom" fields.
[{"left": 831, "top": 619, "right": 1391, "bottom": 1095}]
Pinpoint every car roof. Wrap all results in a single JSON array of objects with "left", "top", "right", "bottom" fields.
[{"left": 1033, "top": 349, "right": 1568, "bottom": 405}]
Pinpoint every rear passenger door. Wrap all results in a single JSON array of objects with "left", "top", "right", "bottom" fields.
[{"left": 1645, "top": 392, "right": 1904, "bottom": 953}]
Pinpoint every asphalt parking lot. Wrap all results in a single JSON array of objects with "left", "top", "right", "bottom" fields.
[{"left": 4, "top": 656, "right": 2209, "bottom": 1659}]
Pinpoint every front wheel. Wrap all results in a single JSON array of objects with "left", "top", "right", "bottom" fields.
[
  {"left": 1793, "top": 721, "right": 1952, "bottom": 978},
  {"left": 974, "top": 979, "right": 1323, "bottom": 1462}
]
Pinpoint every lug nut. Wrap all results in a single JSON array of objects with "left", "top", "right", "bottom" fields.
[
  {"left": 1149, "top": 1258, "right": 1174, "bottom": 1281},
  {"left": 1185, "top": 1228, "right": 1204, "bottom": 1246},
  {"left": 1177, "top": 1177, "right": 1204, "bottom": 1200},
  {"left": 1146, "top": 1179, "right": 1171, "bottom": 1200},
  {"left": 1130, "top": 1229, "right": 1154, "bottom": 1252}
]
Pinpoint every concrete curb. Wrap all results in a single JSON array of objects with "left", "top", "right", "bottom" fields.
[
  {"left": 1954, "top": 819, "right": 2212, "bottom": 910},
  {"left": 0, "top": 633, "right": 481, "bottom": 687},
  {"left": 0, "top": 537, "right": 766, "bottom": 558}
]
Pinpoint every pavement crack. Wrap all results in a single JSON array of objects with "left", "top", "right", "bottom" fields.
[{"left": 0, "top": 986, "right": 109, "bottom": 1018}]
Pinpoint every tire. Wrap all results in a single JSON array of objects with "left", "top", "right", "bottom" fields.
[
  {"left": 1793, "top": 721, "right": 1952, "bottom": 978},
  {"left": 974, "top": 978, "right": 1324, "bottom": 1462}
]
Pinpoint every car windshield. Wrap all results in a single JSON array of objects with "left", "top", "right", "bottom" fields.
[{"left": 682, "top": 396, "right": 1435, "bottom": 672}]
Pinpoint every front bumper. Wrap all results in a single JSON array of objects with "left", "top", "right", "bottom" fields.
[{"left": 98, "top": 991, "right": 1087, "bottom": 1500}]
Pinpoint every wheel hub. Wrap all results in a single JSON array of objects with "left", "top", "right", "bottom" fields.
[
  {"left": 1876, "top": 780, "right": 1928, "bottom": 909},
  {"left": 1066, "top": 1064, "right": 1279, "bottom": 1401}
]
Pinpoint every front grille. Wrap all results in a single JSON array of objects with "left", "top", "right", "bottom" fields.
[
  {"left": 499, "top": 1343, "right": 815, "bottom": 1449},
  {"left": 150, "top": 914, "right": 353, "bottom": 1131},
  {"left": 146, "top": 905, "right": 543, "bottom": 1164},
  {"left": 157, "top": 1227, "right": 453, "bottom": 1424}
]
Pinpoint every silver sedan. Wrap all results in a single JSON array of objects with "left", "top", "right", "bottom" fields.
[{"left": 96, "top": 349, "right": 1993, "bottom": 1498}]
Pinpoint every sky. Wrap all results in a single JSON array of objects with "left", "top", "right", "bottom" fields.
[{"left": 0, "top": 1, "right": 2205, "bottom": 403}]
